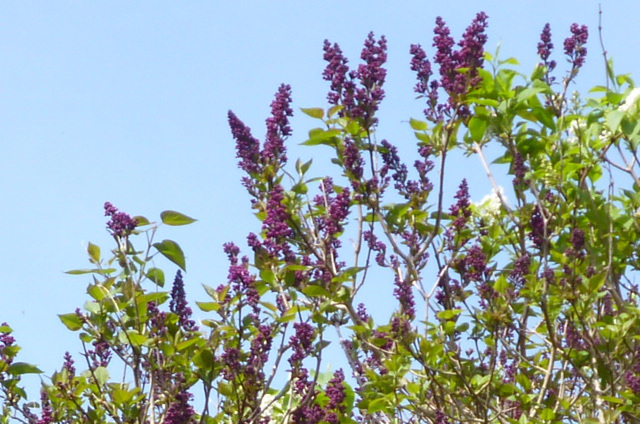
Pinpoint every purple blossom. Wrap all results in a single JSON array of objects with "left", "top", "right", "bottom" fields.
[
  {"left": 0, "top": 323, "right": 16, "bottom": 365},
  {"left": 464, "top": 244, "right": 487, "bottom": 282},
  {"left": 228, "top": 111, "right": 261, "bottom": 175},
  {"left": 315, "top": 178, "right": 351, "bottom": 238},
  {"left": 63, "top": 352, "right": 75, "bottom": 377},
  {"left": 343, "top": 138, "right": 364, "bottom": 186},
  {"left": 322, "top": 33, "right": 387, "bottom": 129},
  {"left": 289, "top": 322, "right": 315, "bottom": 366},
  {"left": 435, "top": 409, "right": 450, "bottom": 424},
  {"left": 165, "top": 390, "right": 196, "bottom": 424},
  {"left": 564, "top": 23, "right": 589, "bottom": 72},
  {"left": 571, "top": 228, "right": 585, "bottom": 251},
  {"left": 326, "top": 369, "right": 347, "bottom": 412},
  {"left": 104, "top": 202, "right": 138, "bottom": 238},
  {"left": 380, "top": 140, "right": 408, "bottom": 193},
  {"left": 37, "top": 392, "right": 53, "bottom": 424},
  {"left": 263, "top": 185, "right": 294, "bottom": 261},
  {"left": 410, "top": 44, "right": 432, "bottom": 95},
  {"left": 356, "top": 303, "right": 370, "bottom": 322},
  {"left": 450, "top": 179, "right": 471, "bottom": 231},
  {"left": 354, "top": 32, "right": 387, "bottom": 127},
  {"left": 148, "top": 301, "right": 168, "bottom": 337},
  {"left": 510, "top": 254, "right": 531, "bottom": 289},
  {"left": 89, "top": 338, "right": 111, "bottom": 368},
  {"left": 458, "top": 12, "right": 489, "bottom": 80},
  {"left": 322, "top": 40, "right": 350, "bottom": 106},
  {"left": 262, "top": 84, "right": 293, "bottom": 167},
  {"left": 221, "top": 347, "right": 240, "bottom": 380},
  {"left": 529, "top": 206, "right": 546, "bottom": 249},
  {"left": 392, "top": 258, "right": 416, "bottom": 319},
  {"left": 513, "top": 152, "right": 528, "bottom": 186},
  {"left": 170, "top": 271, "right": 198, "bottom": 332},
  {"left": 363, "top": 230, "right": 387, "bottom": 267},
  {"left": 537, "top": 23, "right": 557, "bottom": 72},
  {"left": 225, "top": 244, "right": 260, "bottom": 311},
  {"left": 433, "top": 16, "right": 457, "bottom": 95}
]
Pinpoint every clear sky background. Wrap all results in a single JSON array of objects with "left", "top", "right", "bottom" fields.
[{"left": 2, "top": 0, "right": 640, "bottom": 398}]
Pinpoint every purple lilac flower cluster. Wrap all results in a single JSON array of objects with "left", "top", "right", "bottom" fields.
[
  {"left": 0, "top": 323, "right": 16, "bottom": 365},
  {"left": 564, "top": 23, "right": 589, "bottom": 72},
  {"left": 261, "top": 185, "right": 294, "bottom": 262},
  {"left": 322, "top": 33, "right": 388, "bottom": 129},
  {"left": 537, "top": 23, "right": 557, "bottom": 80},
  {"left": 104, "top": 202, "right": 138, "bottom": 238},
  {"left": 164, "top": 390, "right": 196, "bottom": 424},
  {"left": 62, "top": 351, "right": 75, "bottom": 377},
  {"left": 450, "top": 179, "right": 472, "bottom": 231},
  {"left": 288, "top": 322, "right": 316, "bottom": 366},
  {"left": 224, "top": 242, "right": 260, "bottom": 315},
  {"left": 228, "top": 84, "right": 293, "bottom": 191},
  {"left": 343, "top": 138, "right": 364, "bottom": 190},
  {"left": 626, "top": 348, "right": 640, "bottom": 394},
  {"left": 380, "top": 140, "right": 408, "bottom": 194},
  {"left": 509, "top": 254, "right": 531, "bottom": 290},
  {"left": 89, "top": 338, "right": 111, "bottom": 368},
  {"left": 363, "top": 230, "right": 387, "bottom": 267},
  {"left": 169, "top": 271, "right": 198, "bottom": 332},
  {"left": 147, "top": 301, "right": 168, "bottom": 337},
  {"left": 512, "top": 152, "right": 528, "bottom": 187},
  {"left": 410, "top": 12, "right": 489, "bottom": 120},
  {"left": 263, "top": 84, "right": 293, "bottom": 166},
  {"left": 37, "top": 391, "right": 54, "bottom": 424},
  {"left": 391, "top": 256, "right": 416, "bottom": 319}
]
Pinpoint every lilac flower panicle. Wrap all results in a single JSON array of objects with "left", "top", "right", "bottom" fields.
[
  {"left": 410, "top": 44, "right": 432, "bottom": 95},
  {"left": 170, "top": 271, "right": 198, "bottom": 332},
  {"left": 450, "top": 179, "right": 471, "bottom": 230},
  {"left": 343, "top": 138, "right": 364, "bottom": 184},
  {"left": 538, "top": 23, "right": 556, "bottom": 71},
  {"left": 262, "top": 84, "right": 293, "bottom": 167},
  {"left": 564, "top": 23, "right": 589, "bottom": 71},
  {"left": 263, "top": 185, "right": 294, "bottom": 260},
  {"left": 392, "top": 258, "right": 416, "bottom": 319},
  {"left": 0, "top": 323, "right": 16, "bottom": 365},
  {"left": 37, "top": 392, "right": 54, "bottom": 424},
  {"left": 104, "top": 202, "right": 138, "bottom": 238},
  {"left": 323, "top": 40, "right": 350, "bottom": 105},
  {"left": 458, "top": 12, "right": 489, "bottom": 78},
  {"left": 228, "top": 111, "right": 261, "bottom": 175},
  {"left": 63, "top": 351, "right": 75, "bottom": 377},
  {"left": 165, "top": 390, "right": 196, "bottom": 424},
  {"left": 289, "top": 322, "right": 315, "bottom": 365}
]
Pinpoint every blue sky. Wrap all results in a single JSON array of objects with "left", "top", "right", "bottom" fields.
[{"left": 1, "top": 0, "right": 639, "bottom": 397}]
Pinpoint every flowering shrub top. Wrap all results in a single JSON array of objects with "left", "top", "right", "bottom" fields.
[{"left": 3, "top": 11, "right": 640, "bottom": 424}]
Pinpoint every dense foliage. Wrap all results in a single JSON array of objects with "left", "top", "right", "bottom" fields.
[{"left": 4, "top": 11, "right": 640, "bottom": 424}]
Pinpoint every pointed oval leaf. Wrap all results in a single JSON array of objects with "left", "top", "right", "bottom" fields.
[
  {"left": 153, "top": 239, "right": 186, "bottom": 271},
  {"left": 146, "top": 268, "right": 165, "bottom": 287},
  {"left": 8, "top": 362, "right": 43, "bottom": 375},
  {"left": 87, "top": 242, "right": 101, "bottom": 263},
  {"left": 160, "top": 210, "right": 197, "bottom": 226},
  {"left": 300, "top": 107, "right": 324, "bottom": 119},
  {"left": 59, "top": 313, "right": 84, "bottom": 331}
]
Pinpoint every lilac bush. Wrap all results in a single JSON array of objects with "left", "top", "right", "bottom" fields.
[{"left": 4, "top": 12, "right": 640, "bottom": 424}]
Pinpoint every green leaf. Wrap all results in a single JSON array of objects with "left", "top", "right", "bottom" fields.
[
  {"left": 410, "top": 118, "right": 428, "bottom": 131},
  {"left": 133, "top": 215, "right": 151, "bottom": 226},
  {"left": 160, "top": 210, "right": 197, "bottom": 226},
  {"left": 196, "top": 301, "right": 220, "bottom": 312},
  {"left": 606, "top": 110, "right": 625, "bottom": 133},
  {"left": 146, "top": 268, "right": 165, "bottom": 287},
  {"left": 8, "top": 362, "right": 42, "bottom": 375},
  {"left": 93, "top": 366, "right": 110, "bottom": 385},
  {"left": 65, "top": 268, "right": 116, "bottom": 275},
  {"left": 87, "top": 242, "right": 101, "bottom": 263},
  {"left": 59, "top": 313, "right": 84, "bottom": 331},
  {"left": 153, "top": 240, "right": 186, "bottom": 271},
  {"left": 469, "top": 116, "right": 488, "bottom": 142},
  {"left": 300, "top": 107, "right": 324, "bottom": 119},
  {"left": 303, "top": 285, "right": 331, "bottom": 298}
]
